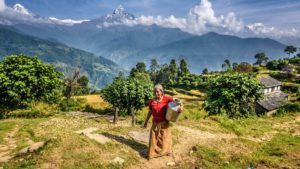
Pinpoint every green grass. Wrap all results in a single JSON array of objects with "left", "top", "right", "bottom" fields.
[
  {"left": 249, "top": 133, "right": 300, "bottom": 168},
  {"left": 190, "top": 133, "right": 300, "bottom": 169},
  {"left": 0, "top": 121, "right": 16, "bottom": 144},
  {"left": 193, "top": 145, "right": 236, "bottom": 169}
]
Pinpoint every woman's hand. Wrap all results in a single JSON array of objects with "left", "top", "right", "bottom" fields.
[
  {"left": 178, "top": 104, "right": 184, "bottom": 113},
  {"left": 142, "top": 122, "right": 148, "bottom": 129}
]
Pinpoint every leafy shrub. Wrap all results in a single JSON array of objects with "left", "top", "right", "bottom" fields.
[
  {"left": 101, "top": 77, "right": 153, "bottom": 125},
  {"left": 4, "top": 102, "right": 59, "bottom": 118},
  {"left": 59, "top": 99, "right": 81, "bottom": 112},
  {"left": 204, "top": 73, "right": 263, "bottom": 118},
  {"left": 0, "top": 55, "right": 62, "bottom": 107},
  {"left": 83, "top": 104, "right": 113, "bottom": 115},
  {"left": 281, "top": 84, "right": 299, "bottom": 93},
  {"left": 275, "top": 103, "right": 300, "bottom": 116},
  {"left": 6, "top": 109, "right": 55, "bottom": 118},
  {"left": 270, "top": 72, "right": 296, "bottom": 81},
  {"left": 266, "top": 59, "right": 288, "bottom": 70}
]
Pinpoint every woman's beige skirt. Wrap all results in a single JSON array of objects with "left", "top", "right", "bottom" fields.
[{"left": 148, "top": 121, "right": 172, "bottom": 159}]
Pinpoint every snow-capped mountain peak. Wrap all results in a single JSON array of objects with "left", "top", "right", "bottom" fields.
[
  {"left": 113, "top": 5, "right": 125, "bottom": 15},
  {"left": 105, "top": 5, "right": 135, "bottom": 21},
  {"left": 13, "top": 3, "right": 32, "bottom": 16}
]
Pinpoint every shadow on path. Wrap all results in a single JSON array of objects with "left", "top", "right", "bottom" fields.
[{"left": 102, "top": 132, "right": 148, "bottom": 159}]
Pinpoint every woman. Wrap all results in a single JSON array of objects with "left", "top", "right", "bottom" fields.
[{"left": 143, "top": 84, "right": 183, "bottom": 159}]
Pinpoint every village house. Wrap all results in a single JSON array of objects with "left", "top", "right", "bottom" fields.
[{"left": 255, "top": 76, "right": 289, "bottom": 115}]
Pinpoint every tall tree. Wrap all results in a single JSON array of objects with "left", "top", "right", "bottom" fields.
[
  {"left": 150, "top": 59, "right": 159, "bottom": 74},
  {"left": 130, "top": 62, "right": 147, "bottom": 77},
  {"left": 76, "top": 75, "right": 90, "bottom": 95},
  {"left": 64, "top": 69, "right": 80, "bottom": 99},
  {"left": 101, "top": 77, "right": 153, "bottom": 126},
  {"left": 222, "top": 59, "right": 232, "bottom": 71},
  {"left": 232, "top": 62, "right": 238, "bottom": 70},
  {"left": 254, "top": 53, "right": 269, "bottom": 65},
  {"left": 150, "top": 59, "right": 159, "bottom": 83},
  {"left": 169, "top": 59, "right": 178, "bottom": 85},
  {"left": 178, "top": 59, "right": 190, "bottom": 77},
  {"left": 202, "top": 68, "right": 209, "bottom": 74},
  {"left": 284, "top": 45, "right": 297, "bottom": 58}
]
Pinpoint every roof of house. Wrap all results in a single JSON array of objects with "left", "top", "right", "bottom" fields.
[
  {"left": 258, "top": 76, "right": 282, "bottom": 88},
  {"left": 257, "top": 91, "right": 289, "bottom": 111}
]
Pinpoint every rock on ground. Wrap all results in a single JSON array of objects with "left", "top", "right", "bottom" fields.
[
  {"left": 112, "top": 156, "right": 125, "bottom": 164},
  {"left": 76, "top": 127, "right": 111, "bottom": 144},
  {"left": 128, "top": 131, "right": 149, "bottom": 144}
]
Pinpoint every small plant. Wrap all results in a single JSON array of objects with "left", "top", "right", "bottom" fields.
[
  {"left": 274, "top": 103, "right": 300, "bottom": 116},
  {"left": 59, "top": 99, "right": 81, "bottom": 112}
]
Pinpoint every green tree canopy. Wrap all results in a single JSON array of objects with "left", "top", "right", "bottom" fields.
[
  {"left": 235, "top": 62, "right": 253, "bottom": 73},
  {"left": 204, "top": 73, "right": 263, "bottom": 118},
  {"left": 76, "top": 75, "right": 90, "bottom": 95},
  {"left": 169, "top": 59, "right": 178, "bottom": 85},
  {"left": 221, "top": 59, "right": 232, "bottom": 71},
  {"left": 178, "top": 59, "right": 190, "bottom": 78},
  {"left": 0, "top": 55, "right": 62, "bottom": 107},
  {"left": 254, "top": 53, "right": 269, "bottom": 65},
  {"left": 202, "top": 68, "right": 209, "bottom": 74},
  {"left": 101, "top": 77, "right": 153, "bottom": 126},
  {"left": 130, "top": 62, "right": 147, "bottom": 77},
  {"left": 284, "top": 45, "right": 297, "bottom": 58}
]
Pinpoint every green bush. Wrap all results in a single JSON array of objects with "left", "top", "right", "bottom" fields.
[
  {"left": 6, "top": 108, "right": 54, "bottom": 118},
  {"left": 59, "top": 99, "right": 81, "bottom": 112},
  {"left": 0, "top": 55, "right": 62, "bottom": 107},
  {"left": 83, "top": 104, "right": 113, "bottom": 115},
  {"left": 204, "top": 73, "right": 263, "bottom": 118},
  {"left": 281, "top": 84, "right": 299, "bottom": 93},
  {"left": 275, "top": 103, "right": 300, "bottom": 116}
]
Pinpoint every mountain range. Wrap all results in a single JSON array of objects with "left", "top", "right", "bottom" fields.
[
  {"left": 0, "top": 25, "right": 123, "bottom": 88},
  {"left": 0, "top": 4, "right": 291, "bottom": 84}
]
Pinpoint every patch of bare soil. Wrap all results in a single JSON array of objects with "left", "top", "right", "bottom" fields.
[
  {"left": 0, "top": 126, "right": 18, "bottom": 162},
  {"left": 129, "top": 125, "right": 236, "bottom": 169}
]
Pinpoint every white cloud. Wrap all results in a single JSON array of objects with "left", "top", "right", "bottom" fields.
[
  {"left": 246, "top": 23, "right": 299, "bottom": 38},
  {"left": 49, "top": 17, "right": 89, "bottom": 26},
  {"left": 0, "top": 0, "right": 89, "bottom": 26},
  {"left": 13, "top": 3, "right": 32, "bottom": 16},
  {"left": 0, "top": 0, "right": 5, "bottom": 12},
  {"left": 117, "top": 0, "right": 298, "bottom": 39},
  {"left": 121, "top": 0, "right": 243, "bottom": 35}
]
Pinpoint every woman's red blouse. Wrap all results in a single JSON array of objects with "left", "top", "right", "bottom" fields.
[{"left": 148, "top": 96, "right": 173, "bottom": 123}]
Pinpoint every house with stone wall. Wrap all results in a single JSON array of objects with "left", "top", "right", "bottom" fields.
[{"left": 255, "top": 76, "right": 289, "bottom": 115}]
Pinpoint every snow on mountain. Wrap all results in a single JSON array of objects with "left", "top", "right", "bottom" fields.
[
  {"left": 13, "top": 3, "right": 32, "bottom": 16},
  {"left": 48, "top": 17, "right": 90, "bottom": 26}
]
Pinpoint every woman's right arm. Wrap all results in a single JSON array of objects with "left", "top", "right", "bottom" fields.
[{"left": 143, "top": 110, "right": 152, "bottom": 128}]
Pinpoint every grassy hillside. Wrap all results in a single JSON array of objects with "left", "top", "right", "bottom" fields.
[
  {"left": 0, "top": 91, "right": 299, "bottom": 169},
  {"left": 0, "top": 27, "right": 124, "bottom": 88}
]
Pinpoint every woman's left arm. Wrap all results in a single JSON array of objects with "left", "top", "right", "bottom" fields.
[{"left": 178, "top": 104, "right": 184, "bottom": 113}]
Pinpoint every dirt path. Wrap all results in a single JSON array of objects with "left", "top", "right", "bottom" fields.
[
  {"left": 129, "top": 125, "right": 236, "bottom": 169},
  {"left": 0, "top": 126, "right": 18, "bottom": 162}
]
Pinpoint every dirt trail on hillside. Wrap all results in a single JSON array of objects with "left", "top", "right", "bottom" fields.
[
  {"left": 0, "top": 126, "right": 18, "bottom": 162},
  {"left": 129, "top": 125, "right": 236, "bottom": 169}
]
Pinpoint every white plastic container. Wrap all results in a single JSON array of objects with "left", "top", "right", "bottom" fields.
[{"left": 166, "top": 98, "right": 182, "bottom": 122}]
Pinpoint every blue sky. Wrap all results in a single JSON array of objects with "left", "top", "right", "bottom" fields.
[
  {"left": 5, "top": 0, "right": 299, "bottom": 24},
  {"left": 5, "top": 0, "right": 300, "bottom": 35}
]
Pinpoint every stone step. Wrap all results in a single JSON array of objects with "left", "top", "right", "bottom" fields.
[
  {"left": 0, "top": 151, "right": 10, "bottom": 157},
  {"left": 0, "top": 155, "right": 14, "bottom": 163},
  {"left": 0, "top": 146, "right": 9, "bottom": 151}
]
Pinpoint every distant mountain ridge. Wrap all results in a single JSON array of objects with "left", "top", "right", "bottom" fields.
[
  {"left": 0, "top": 26, "right": 123, "bottom": 88},
  {"left": 121, "top": 32, "right": 286, "bottom": 72},
  {"left": 0, "top": 5, "right": 291, "bottom": 74}
]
